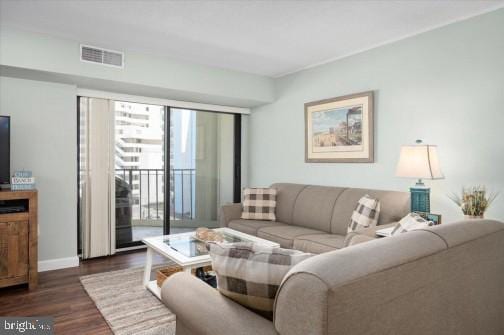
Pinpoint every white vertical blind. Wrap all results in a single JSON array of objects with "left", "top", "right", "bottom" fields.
[{"left": 80, "top": 97, "right": 116, "bottom": 259}]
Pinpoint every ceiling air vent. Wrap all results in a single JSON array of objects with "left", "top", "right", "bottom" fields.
[{"left": 80, "top": 45, "right": 124, "bottom": 68}]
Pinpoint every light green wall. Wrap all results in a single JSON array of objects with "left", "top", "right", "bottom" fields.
[
  {"left": 249, "top": 9, "right": 504, "bottom": 224},
  {"left": 0, "top": 26, "right": 274, "bottom": 107},
  {"left": 0, "top": 76, "right": 77, "bottom": 261}
]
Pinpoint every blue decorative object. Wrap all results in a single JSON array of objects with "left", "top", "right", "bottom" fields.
[{"left": 410, "top": 184, "right": 430, "bottom": 213}]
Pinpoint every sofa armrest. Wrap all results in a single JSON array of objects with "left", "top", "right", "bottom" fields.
[
  {"left": 219, "top": 203, "right": 242, "bottom": 227},
  {"left": 344, "top": 222, "right": 398, "bottom": 247},
  {"left": 345, "top": 234, "right": 376, "bottom": 246},
  {"left": 161, "top": 273, "right": 277, "bottom": 335}
]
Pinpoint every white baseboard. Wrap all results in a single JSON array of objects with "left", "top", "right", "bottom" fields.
[
  {"left": 38, "top": 256, "right": 80, "bottom": 272},
  {"left": 116, "top": 245, "right": 146, "bottom": 252}
]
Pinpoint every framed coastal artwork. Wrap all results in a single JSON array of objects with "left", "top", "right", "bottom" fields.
[{"left": 305, "top": 91, "right": 374, "bottom": 163}]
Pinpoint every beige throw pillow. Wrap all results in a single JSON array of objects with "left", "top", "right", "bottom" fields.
[
  {"left": 241, "top": 187, "right": 277, "bottom": 221},
  {"left": 348, "top": 194, "right": 381, "bottom": 233},
  {"left": 208, "top": 242, "right": 312, "bottom": 320}
]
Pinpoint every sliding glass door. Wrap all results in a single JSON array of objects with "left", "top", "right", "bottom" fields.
[
  {"left": 78, "top": 97, "right": 241, "bottom": 254},
  {"left": 114, "top": 101, "right": 167, "bottom": 248},
  {"left": 169, "top": 109, "right": 236, "bottom": 233}
]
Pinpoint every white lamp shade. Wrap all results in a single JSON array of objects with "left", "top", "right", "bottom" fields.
[{"left": 395, "top": 144, "right": 444, "bottom": 180}]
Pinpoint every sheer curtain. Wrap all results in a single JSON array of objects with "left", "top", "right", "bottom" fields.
[{"left": 79, "top": 97, "right": 115, "bottom": 259}]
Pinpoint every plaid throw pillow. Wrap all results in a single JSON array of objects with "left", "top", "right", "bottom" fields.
[
  {"left": 208, "top": 242, "right": 312, "bottom": 320},
  {"left": 241, "top": 188, "right": 277, "bottom": 221},
  {"left": 391, "top": 212, "right": 434, "bottom": 236},
  {"left": 348, "top": 194, "right": 381, "bottom": 233}
]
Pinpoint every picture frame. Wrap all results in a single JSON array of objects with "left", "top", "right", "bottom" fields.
[{"left": 305, "top": 91, "right": 374, "bottom": 163}]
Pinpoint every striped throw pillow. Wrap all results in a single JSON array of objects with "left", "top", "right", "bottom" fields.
[
  {"left": 348, "top": 194, "right": 381, "bottom": 233},
  {"left": 391, "top": 212, "right": 434, "bottom": 236},
  {"left": 208, "top": 242, "right": 312, "bottom": 320},
  {"left": 241, "top": 188, "right": 277, "bottom": 221}
]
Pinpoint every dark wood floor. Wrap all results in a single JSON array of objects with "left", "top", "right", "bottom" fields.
[{"left": 0, "top": 250, "right": 165, "bottom": 335}]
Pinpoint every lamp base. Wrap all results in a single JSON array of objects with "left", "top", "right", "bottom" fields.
[{"left": 410, "top": 186, "right": 430, "bottom": 213}]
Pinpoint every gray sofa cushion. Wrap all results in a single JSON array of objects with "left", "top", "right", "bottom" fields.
[
  {"left": 293, "top": 234, "right": 346, "bottom": 254},
  {"left": 291, "top": 185, "right": 346, "bottom": 232},
  {"left": 270, "top": 183, "right": 307, "bottom": 224},
  {"left": 257, "top": 225, "right": 325, "bottom": 248},
  {"left": 331, "top": 188, "right": 409, "bottom": 235},
  {"left": 228, "top": 219, "right": 286, "bottom": 236},
  {"left": 269, "top": 184, "right": 409, "bottom": 236}
]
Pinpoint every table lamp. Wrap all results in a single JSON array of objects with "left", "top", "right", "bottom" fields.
[{"left": 395, "top": 140, "right": 444, "bottom": 213}]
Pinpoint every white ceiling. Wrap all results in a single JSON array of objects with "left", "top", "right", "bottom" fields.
[{"left": 1, "top": 0, "right": 503, "bottom": 77}]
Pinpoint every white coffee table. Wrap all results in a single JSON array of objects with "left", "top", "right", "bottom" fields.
[{"left": 142, "top": 227, "right": 280, "bottom": 299}]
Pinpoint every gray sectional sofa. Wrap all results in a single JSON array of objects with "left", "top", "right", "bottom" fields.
[
  {"left": 161, "top": 183, "right": 504, "bottom": 334},
  {"left": 162, "top": 219, "right": 504, "bottom": 335},
  {"left": 220, "top": 183, "right": 410, "bottom": 253}
]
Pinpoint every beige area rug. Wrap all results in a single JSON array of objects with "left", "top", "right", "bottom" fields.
[{"left": 80, "top": 267, "right": 176, "bottom": 335}]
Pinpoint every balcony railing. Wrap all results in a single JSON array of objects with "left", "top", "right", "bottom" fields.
[{"left": 115, "top": 168, "right": 195, "bottom": 223}]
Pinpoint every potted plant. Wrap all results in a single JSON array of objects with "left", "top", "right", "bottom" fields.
[{"left": 449, "top": 186, "right": 498, "bottom": 219}]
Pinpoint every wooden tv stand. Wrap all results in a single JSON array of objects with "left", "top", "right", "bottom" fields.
[{"left": 0, "top": 189, "right": 38, "bottom": 289}]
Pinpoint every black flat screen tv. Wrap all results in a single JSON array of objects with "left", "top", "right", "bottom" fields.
[{"left": 0, "top": 116, "right": 10, "bottom": 185}]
